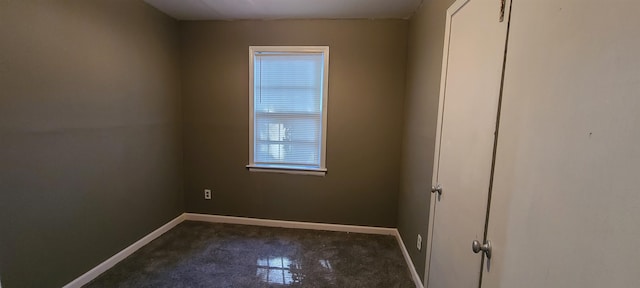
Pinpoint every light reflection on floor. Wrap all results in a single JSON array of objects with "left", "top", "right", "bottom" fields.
[
  {"left": 256, "top": 257, "right": 298, "bottom": 285},
  {"left": 256, "top": 257, "right": 334, "bottom": 285}
]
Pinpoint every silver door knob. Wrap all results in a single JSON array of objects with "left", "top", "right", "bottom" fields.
[
  {"left": 431, "top": 184, "right": 442, "bottom": 195},
  {"left": 472, "top": 240, "right": 492, "bottom": 259}
]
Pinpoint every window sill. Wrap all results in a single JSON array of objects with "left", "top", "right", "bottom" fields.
[{"left": 246, "top": 165, "right": 327, "bottom": 176}]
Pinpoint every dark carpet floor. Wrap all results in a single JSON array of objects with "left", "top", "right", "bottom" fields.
[{"left": 84, "top": 221, "right": 415, "bottom": 288}]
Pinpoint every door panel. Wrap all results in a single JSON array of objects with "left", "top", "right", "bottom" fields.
[
  {"left": 483, "top": 0, "right": 640, "bottom": 287},
  {"left": 427, "top": 0, "right": 510, "bottom": 287}
]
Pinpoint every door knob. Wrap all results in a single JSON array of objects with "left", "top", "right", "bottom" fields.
[
  {"left": 431, "top": 184, "right": 442, "bottom": 195},
  {"left": 472, "top": 240, "right": 492, "bottom": 259}
]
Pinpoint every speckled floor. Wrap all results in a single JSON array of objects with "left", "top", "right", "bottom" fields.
[{"left": 84, "top": 221, "right": 415, "bottom": 288}]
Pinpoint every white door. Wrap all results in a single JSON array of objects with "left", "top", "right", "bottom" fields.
[
  {"left": 426, "top": 0, "right": 510, "bottom": 287},
  {"left": 482, "top": 0, "right": 640, "bottom": 287}
]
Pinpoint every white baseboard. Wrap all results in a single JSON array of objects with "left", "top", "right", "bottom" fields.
[
  {"left": 183, "top": 213, "right": 397, "bottom": 235},
  {"left": 63, "top": 214, "right": 185, "bottom": 288},
  {"left": 394, "top": 231, "right": 425, "bottom": 288},
  {"left": 64, "top": 213, "right": 423, "bottom": 288}
]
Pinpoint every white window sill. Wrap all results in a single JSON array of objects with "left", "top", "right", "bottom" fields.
[{"left": 246, "top": 165, "right": 327, "bottom": 176}]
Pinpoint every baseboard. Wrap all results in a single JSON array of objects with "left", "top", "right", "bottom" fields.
[
  {"left": 63, "top": 214, "right": 185, "bottom": 288},
  {"left": 183, "top": 213, "right": 397, "bottom": 235},
  {"left": 394, "top": 231, "right": 425, "bottom": 288},
  {"left": 64, "top": 213, "right": 423, "bottom": 288}
]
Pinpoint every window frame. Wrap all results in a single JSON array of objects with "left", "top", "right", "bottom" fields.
[{"left": 246, "top": 46, "right": 329, "bottom": 176}]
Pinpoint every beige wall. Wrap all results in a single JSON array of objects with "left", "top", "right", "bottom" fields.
[
  {"left": 0, "top": 1, "right": 183, "bottom": 286},
  {"left": 180, "top": 20, "right": 408, "bottom": 227},
  {"left": 397, "top": 0, "right": 456, "bottom": 280}
]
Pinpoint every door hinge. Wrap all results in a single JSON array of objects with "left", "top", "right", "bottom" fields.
[{"left": 499, "top": 0, "right": 506, "bottom": 22}]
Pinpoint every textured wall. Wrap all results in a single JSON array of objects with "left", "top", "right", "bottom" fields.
[
  {"left": 0, "top": 1, "right": 183, "bottom": 286},
  {"left": 180, "top": 20, "right": 407, "bottom": 227},
  {"left": 397, "top": 0, "right": 456, "bottom": 281}
]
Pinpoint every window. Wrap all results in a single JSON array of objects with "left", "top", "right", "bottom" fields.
[{"left": 247, "top": 46, "right": 329, "bottom": 176}]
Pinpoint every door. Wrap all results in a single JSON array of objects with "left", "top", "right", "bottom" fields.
[
  {"left": 482, "top": 0, "right": 640, "bottom": 287},
  {"left": 426, "top": 0, "right": 510, "bottom": 287}
]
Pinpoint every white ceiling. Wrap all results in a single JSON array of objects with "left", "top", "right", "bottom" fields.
[{"left": 144, "top": 0, "right": 423, "bottom": 20}]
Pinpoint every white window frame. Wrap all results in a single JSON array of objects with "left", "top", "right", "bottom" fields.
[{"left": 246, "top": 46, "right": 329, "bottom": 176}]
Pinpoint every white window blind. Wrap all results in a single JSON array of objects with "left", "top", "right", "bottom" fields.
[{"left": 248, "top": 46, "right": 329, "bottom": 175}]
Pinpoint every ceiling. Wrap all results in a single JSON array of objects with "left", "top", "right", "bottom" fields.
[{"left": 144, "top": 0, "right": 423, "bottom": 20}]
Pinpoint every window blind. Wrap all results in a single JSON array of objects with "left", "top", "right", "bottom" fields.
[{"left": 253, "top": 51, "right": 325, "bottom": 169}]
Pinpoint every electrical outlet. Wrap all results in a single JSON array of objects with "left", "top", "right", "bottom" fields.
[
  {"left": 417, "top": 234, "right": 423, "bottom": 251},
  {"left": 204, "top": 189, "right": 212, "bottom": 200}
]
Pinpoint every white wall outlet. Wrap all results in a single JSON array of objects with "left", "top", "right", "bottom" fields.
[
  {"left": 417, "top": 234, "right": 423, "bottom": 251},
  {"left": 204, "top": 189, "right": 212, "bottom": 200}
]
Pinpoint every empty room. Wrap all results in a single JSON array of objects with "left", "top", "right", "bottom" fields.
[{"left": 1, "top": 0, "right": 638, "bottom": 287}]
